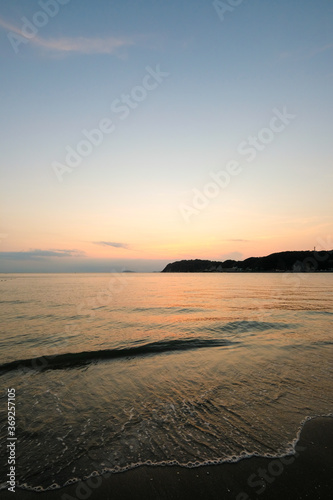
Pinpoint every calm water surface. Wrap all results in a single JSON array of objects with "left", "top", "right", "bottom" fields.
[{"left": 0, "top": 273, "right": 332, "bottom": 490}]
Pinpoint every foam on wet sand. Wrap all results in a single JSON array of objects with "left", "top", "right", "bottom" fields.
[{"left": 2, "top": 416, "right": 332, "bottom": 500}]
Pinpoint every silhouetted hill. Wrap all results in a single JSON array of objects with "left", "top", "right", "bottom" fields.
[{"left": 161, "top": 250, "right": 333, "bottom": 273}]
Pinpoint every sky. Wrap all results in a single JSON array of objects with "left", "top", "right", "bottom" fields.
[{"left": 0, "top": 0, "right": 332, "bottom": 272}]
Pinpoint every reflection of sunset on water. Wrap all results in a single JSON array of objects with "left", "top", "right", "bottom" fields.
[{"left": 0, "top": 273, "right": 332, "bottom": 489}]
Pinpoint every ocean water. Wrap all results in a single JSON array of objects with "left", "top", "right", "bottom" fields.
[{"left": 0, "top": 272, "right": 332, "bottom": 491}]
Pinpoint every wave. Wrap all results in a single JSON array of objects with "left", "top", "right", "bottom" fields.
[
  {"left": 0, "top": 337, "right": 239, "bottom": 374},
  {"left": 132, "top": 306, "right": 207, "bottom": 313},
  {"left": 3, "top": 414, "right": 332, "bottom": 493},
  {"left": 203, "top": 320, "right": 298, "bottom": 334},
  {"left": 307, "top": 310, "right": 333, "bottom": 316},
  {"left": 0, "top": 299, "right": 32, "bottom": 304}
]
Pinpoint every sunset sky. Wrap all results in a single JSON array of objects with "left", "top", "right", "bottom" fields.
[{"left": 0, "top": 0, "right": 332, "bottom": 272}]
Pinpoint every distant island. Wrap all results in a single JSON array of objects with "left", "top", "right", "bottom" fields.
[{"left": 161, "top": 250, "right": 333, "bottom": 273}]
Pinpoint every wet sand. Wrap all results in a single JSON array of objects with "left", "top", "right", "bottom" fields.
[{"left": 2, "top": 416, "right": 333, "bottom": 500}]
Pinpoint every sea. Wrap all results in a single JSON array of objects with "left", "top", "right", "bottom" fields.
[{"left": 0, "top": 272, "right": 332, "bottom": 492}]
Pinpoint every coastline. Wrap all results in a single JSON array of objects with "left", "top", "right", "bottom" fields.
[
  {"left": 161, "top": 250, "right": 333, "bottom": 273},
  {"left": 2, "top": 415, "right": 333, "bottom": 500}
]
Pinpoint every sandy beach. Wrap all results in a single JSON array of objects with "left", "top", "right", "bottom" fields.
[{"left": 2, "top": 416, "right": 332, "bottom": 500}]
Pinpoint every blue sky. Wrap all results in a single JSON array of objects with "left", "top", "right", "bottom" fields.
[{"left": 0, "top": 0, "right": 332, "bottom": 272}]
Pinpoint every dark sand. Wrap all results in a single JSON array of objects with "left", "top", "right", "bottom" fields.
[{"left": 2, "top": 416, "right": 333, "bottom": 500}]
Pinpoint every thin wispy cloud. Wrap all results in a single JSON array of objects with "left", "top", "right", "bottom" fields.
[
  {"left": 0, "top": 16, "right": 137, "bottom": 56},
  {"left": 279, "top": 42, "right": 333, "bottom": 61},
  {"left": 0, "top": 249, "right": 84, "bottom": 260},
  {"left": 0, "top": 16, "right": 21, "bottom": 33},
  {"left": 309, "top": 42, "right": 333, "bottom": 57},
  {"left": 224, "top": 239, "right": 250, "bottom": 242},
  {"left": 32, "top": 35, "right": 136, "bottom": 55},
  {"left": 94, "top": 241, "right": 129, "bottom": 249}
]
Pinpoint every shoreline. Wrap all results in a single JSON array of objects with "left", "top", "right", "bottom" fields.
[{"left": 2, "top": 415, "right": 333, "bottom": 500}]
